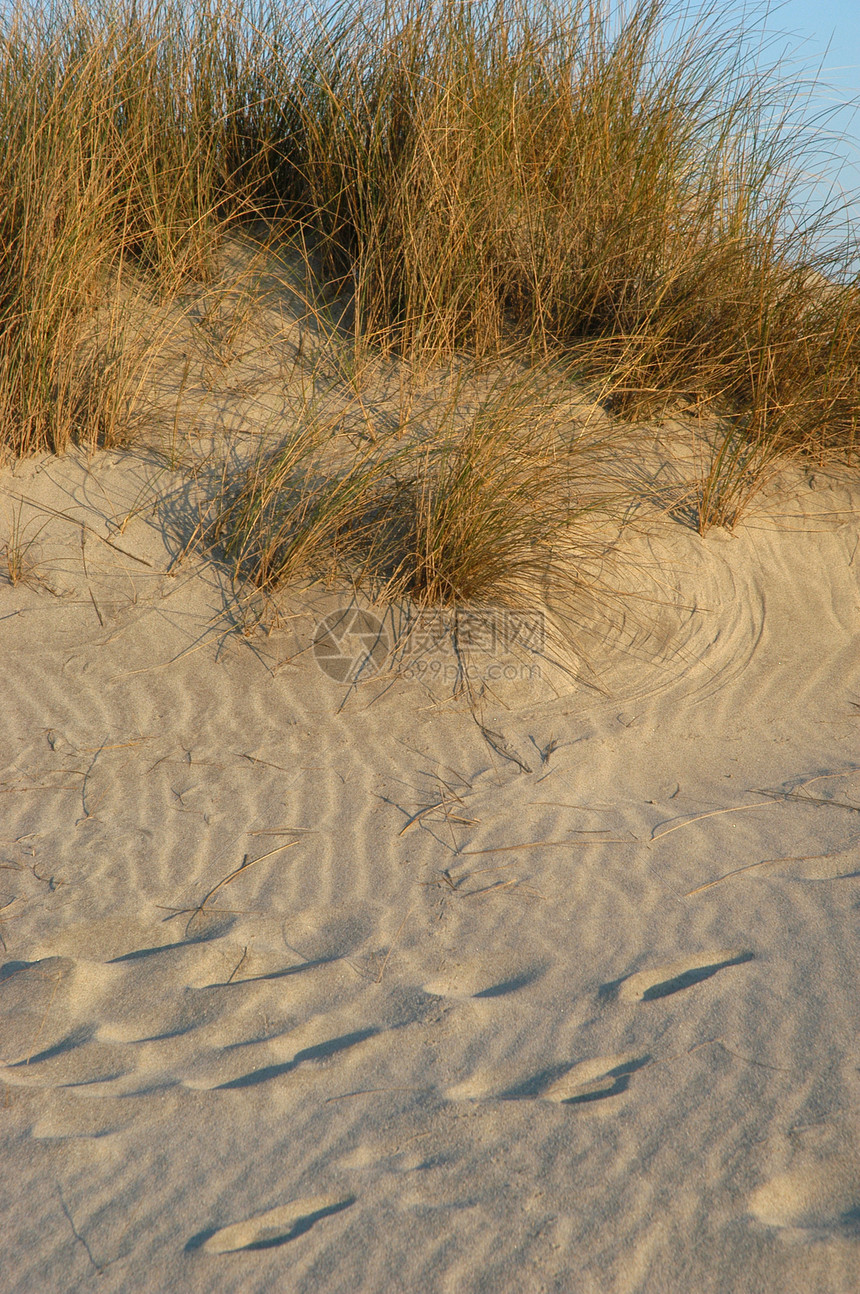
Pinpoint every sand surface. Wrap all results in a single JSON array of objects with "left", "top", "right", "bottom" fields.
[{"left": 1, "top": 315, "right": 860, "bottom": 1291}]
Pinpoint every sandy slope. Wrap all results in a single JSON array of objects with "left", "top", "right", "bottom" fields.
[{"left": 0, "top": 435, "right": 859, "bottom": 1294}]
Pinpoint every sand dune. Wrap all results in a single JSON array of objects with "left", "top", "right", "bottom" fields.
[{"left": 1, "top": 437, "right": 859, "bottom": 1293}]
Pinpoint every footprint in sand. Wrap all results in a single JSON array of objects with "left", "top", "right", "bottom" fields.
[
  {"left": 750, "top": 1159, "right": 860, "bottom": 1232},
  {"left": 612, "top": 950, "right": 754, "bottom": 1003},
  {"left": 422, "top": 966, "right": 544, "bottom": 1001},
  {"left": 31, "top": 1099, "right": 132, "bottom": 1141},
  {"left": 444, "top": 1072, "right": 501, "bottom": 1101},
  {"left": 539, "top": 1053, "right": 652, "bottom": 1104},
  {"left": 446, "top": 1053, "right": 651, "bottom": 1105},
  {"left": 4, "top": 1036, "right": 133, "bottom": 1088},
  {"left": 213, "top": 1027, "right": 379, "bottom": 1090},
  {"left": 197, "top": 1196, "right": 355, "bottom": 1253},
  {"left": 0, "top": 956, "right": 125, "bottom": 1067}
]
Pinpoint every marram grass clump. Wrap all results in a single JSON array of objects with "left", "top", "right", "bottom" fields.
[
  {"left": 258, "top": 0, "right": 860, "bottom": 450},
  {"left": 214, "top": 364, "right": 617, "bottom": 610}
]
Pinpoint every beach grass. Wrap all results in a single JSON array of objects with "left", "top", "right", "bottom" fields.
[
  {"left": 213, "top": 360, "right": 619, "bottom": 610},
  {"left": 1, "top": 0, "right": 858, "bottom": 583}
]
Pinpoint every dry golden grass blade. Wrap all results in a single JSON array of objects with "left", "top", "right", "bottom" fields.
[
  {"left": 651, "top": 802, "right": 775, "bottom": 841},
  {"left": 374, "top": 906, "right": 414, "bottom": 984},
  {"left": 247, "top": 827, "right": 317, "bottom": 835},
  {"left": 460, "top": 836, "right": 632, "bottom": 855},
  {"left": 683, "top": 842, "right": 860, "bottom": 897},
  {"left": 175, "top": 841, "right": 299, "bottom": 936},
  {"left": 197, "top": 843, "right": 298, "bottom": 909},
  {"left": 398, "top": 799, "right": 464, "bottom": 835}
]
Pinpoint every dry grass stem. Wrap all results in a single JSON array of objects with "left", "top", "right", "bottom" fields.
[
  {"left": 650, "top": 801, "right": 776, "bottom": 840},
  {"left": 460, "top": 836, "right": 632, "bottom": 854},
  {"left": 179, "top": 841, "right": 299, "bottom": 933},
  {"left": 375, "top": 907, "right": 414, "bottom": 983},
  {"left": 683, "top": 841, "right": 860, "bottom": 896}
]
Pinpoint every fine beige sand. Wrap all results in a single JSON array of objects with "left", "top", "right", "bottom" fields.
[{"left": 1, "top": 249, "right": 859, "bottom": 1292}]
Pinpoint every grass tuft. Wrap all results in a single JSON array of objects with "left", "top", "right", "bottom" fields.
[{"left": 214, "top": 362, "right": 619, "bottom": 626}]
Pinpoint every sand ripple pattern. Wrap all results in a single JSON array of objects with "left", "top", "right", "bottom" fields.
[{"left": 1, "top": 453, "right": 859, "bottom": 1292}]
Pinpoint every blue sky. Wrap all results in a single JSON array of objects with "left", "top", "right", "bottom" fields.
[
  {"left": 618, "top": 0, "right": 860, "bottom": 253},
  {"left": 672, "top": 1, "right": 860, "bottom": 244},
  {"left": 771, "top": 0, "right": 859, "bottom": 96},
  {"left": 765, "top": 0, "right": 860, "bottom": 200}
]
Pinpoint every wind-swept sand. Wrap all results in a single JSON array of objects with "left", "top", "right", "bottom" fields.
[{"left": 1, "top": 416, "right": 859, "bottom": 1291}]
